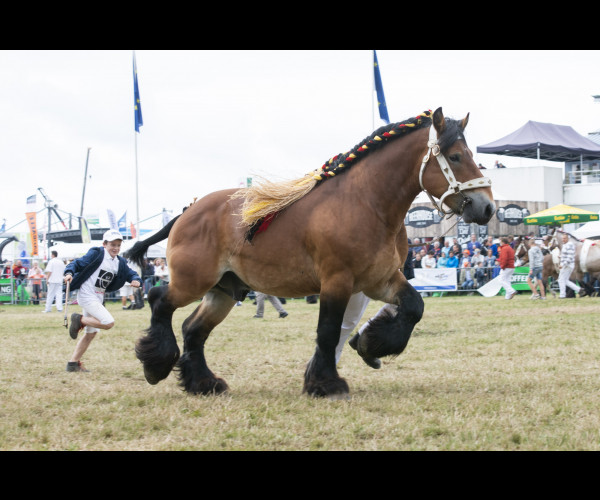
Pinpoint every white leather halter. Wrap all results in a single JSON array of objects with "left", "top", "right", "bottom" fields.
[{"left": 419, "top": 125, "right": 492, "bottom": 219}]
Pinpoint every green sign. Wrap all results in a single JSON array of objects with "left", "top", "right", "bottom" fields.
[
  {"left": 510, "top": 266, "right": 531, "bottom": 291},
  {"left": 0, "top": 278, "right": 14, "bottom": 302}
]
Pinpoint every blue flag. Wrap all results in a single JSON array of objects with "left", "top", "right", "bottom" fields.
[
  {"left": 373, "top": 50, "right": 390, "bottom": 124},
  {"left": 118, "top": 211, "right": 127, "bottom": 234},
  {"left": 133, "top": 52, "right": 143, "bottom": 132}
]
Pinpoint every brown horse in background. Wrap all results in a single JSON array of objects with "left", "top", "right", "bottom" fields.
[
  {"left": 125, "top": 108, "right": 495, "bottom": 398},
  {"left": 541, "top": 230, "right": 600, "bottom": 297}
]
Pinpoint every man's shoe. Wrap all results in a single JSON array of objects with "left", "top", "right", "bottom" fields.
[
  {"left": 349, "top": 333, "right": 381, "bottom": 369},
  {"left": 578, "top": 288, "right": 588, "bottom": 298},
  {"left": 279, "top": 312, "right": 288, "bottom": 318},
  {"left": 506, "top": 291, "right": 516, "bottom": 300},
  {"left": 69, "top": 313, "right": 84, "bottom": 340},
  {"left": 66, "top": 361, "right": 89, "bottom": 372},
  {"left": 253, "top": 315, "right": 263, "bottom": 319}
]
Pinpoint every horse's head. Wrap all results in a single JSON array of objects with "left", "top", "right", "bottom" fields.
[{"left": 419, "top": 107, "right": 495, "bottom": 225}]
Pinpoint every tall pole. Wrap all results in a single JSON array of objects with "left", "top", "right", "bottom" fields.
[
  {"left": 135, "top": 132, "right": 140, "bottom": 240},
  {"left": 79, "top": 147, "right": 91, "bottom": 217}
]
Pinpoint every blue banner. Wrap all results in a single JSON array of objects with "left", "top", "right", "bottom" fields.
[
  {"left": 373, "top": 50, "right": 389, "bottom": 124},
  {"left": 133, "top": 52, "right": 143, "bottom": 132}
]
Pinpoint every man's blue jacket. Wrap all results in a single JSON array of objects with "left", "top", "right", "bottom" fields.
[{"left": 64, "top": 247, "right": 141, "bottom": 292}]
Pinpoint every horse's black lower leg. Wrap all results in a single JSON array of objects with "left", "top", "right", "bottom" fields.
[
  {"left": 176, "top": 289, "right": 234, "bottom": 395},
  {"left": 303, "top": 298, "right": 349, "bottom": 398},
  {"left": 135, "top": 285, "right": 180, "bottom": 385},
  {"left": 352, "top": 284, "right": 424, "bottom": 361}
]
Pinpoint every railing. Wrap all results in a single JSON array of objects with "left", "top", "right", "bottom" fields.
[
  {"left": 2, "top": 269, "right": 599, "bottom": 305},
  {"left": 565, "top": 168, "right": 600, "bottom": 185}
]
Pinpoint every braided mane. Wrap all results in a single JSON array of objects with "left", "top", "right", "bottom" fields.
[{"left": 233, "top": 110, "right": 433, "bottom": 241}]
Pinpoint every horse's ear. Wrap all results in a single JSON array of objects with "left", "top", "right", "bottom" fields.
[
  {"left": 460, "top": 112, "right": 470, "bottom": 131},
  {"left": 432, "top": 107, "right": 446, "bottom": 135}
]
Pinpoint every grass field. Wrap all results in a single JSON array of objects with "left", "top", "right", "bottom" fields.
[{"left": 1, "top": 294, "right": 599, "bottom": 451}]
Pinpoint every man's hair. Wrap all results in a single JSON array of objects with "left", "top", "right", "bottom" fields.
[
  {"left": 51, "top": 251, "right": 58, "bottom": 258},
  {"left": 501, "top": 237, "right": 509, "bottom": 244}
]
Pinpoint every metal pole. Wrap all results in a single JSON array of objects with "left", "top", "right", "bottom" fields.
[
  {"left": 135, "top": 132, "right": 140, "bottom": 240},
  {"left": 79, "top": 147, "right": 91, "bottom": 217}
]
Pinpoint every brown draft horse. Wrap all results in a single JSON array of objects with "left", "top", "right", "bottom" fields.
[
  {"left": 541, "top": 230, "right": 600, "bottom": 296},
  {"left": 125, "top": 108, "right": 495, "bottom": 398}
]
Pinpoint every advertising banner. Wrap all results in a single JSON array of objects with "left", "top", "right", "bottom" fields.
[
  {"left": 25, "top": 212, "right": 39, "bottom": 256},
  {"left": 409, "top": 268, "right": 457, "bottom": 292}
]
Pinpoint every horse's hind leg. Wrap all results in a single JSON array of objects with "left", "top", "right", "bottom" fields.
[
  {"left": 136, "top": 285, "right": 180, "bottom": 385},
  {"left": 177, "top": 288, "right": 236, "bottom": 395}
]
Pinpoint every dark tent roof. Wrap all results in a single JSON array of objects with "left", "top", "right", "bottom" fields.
[{"left": 477, "top": 120, "right": 600, "bottom": 162}]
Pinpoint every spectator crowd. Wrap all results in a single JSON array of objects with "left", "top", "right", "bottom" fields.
[{"left": 411, "top": 233, "right": 518, "bottom": 291}]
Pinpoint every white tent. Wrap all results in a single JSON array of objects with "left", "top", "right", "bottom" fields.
[{"left": 573, "top": 215, "right": 600, "bottom": 240}]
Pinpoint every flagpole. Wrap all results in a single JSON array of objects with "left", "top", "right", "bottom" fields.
[
  {"left": 135, "top": 128, "right": 139, "bottom": 240},
  {"left": 133, "top": 50, "right": 143, "bottom": 241}
]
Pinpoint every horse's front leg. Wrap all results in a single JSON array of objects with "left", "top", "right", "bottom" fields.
[
  {"left": 352, "top": 272, "right": 424, "bottom": 362},
  {"left": 303, "top": 285, "right": 351, "bottom": 399}
]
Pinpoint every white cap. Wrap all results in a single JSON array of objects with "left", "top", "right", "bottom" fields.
[{"left": 103, "top": 229, "right": 123, "bottom": 242}]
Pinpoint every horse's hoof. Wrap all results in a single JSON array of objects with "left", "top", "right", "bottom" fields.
[
  {"left": 348, "top": 333, "right": 382, "bottom": 369},
  {"left": 303, "top": 377, "right": 350, "bottom": 398},
  {"left": 186, "top": 377, "right": 229, "bottom": 396},
  {"left": 143, "top": 363, "right": 175, "bottom": 385}
]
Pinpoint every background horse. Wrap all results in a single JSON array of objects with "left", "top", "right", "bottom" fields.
[
  {"left": 125, "top": 108, "right": 495, "bottom": 399},
  {"left": 541, "top": 230, "right": 600, "bottom": 297}
]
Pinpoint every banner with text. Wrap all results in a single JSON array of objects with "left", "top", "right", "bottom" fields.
[{"left": 409, "top": 268, "right": 457, "bottom": 292}]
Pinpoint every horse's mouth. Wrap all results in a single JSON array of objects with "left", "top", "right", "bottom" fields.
[{"left": 452, "top": 192, "right": 496, "bottom": 225}]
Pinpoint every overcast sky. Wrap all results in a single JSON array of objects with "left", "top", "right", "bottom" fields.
[{"left": 2, "top": 50, "right": 600, "bottom": 234}]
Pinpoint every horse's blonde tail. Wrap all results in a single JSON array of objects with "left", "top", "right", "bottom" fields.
[{"left": 232, "top": 174, "right": 318, "bottom": 226}]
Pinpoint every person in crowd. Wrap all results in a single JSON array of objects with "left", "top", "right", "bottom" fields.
[
  {"left": 253, "top": 292, "right": 288, "bottom": 319},
  {"left": 441, "top": 239, "right": 451, "bottom": 258},
  {"left": 120, "top": 282, "right": 137, "bottom": 310},
  {"left": 483, "top": 248, "right": 496, "bottom": 268},
  {"left": 154, "top": 258, "right": 169, "bottom": 285},
  {"left": 431, "top": 241, "right": 442, "bottom": 259},
  {"left": 466, "top": 234, "right": 481, "bottom": 255},
  {"left": 436, "top": 251, "right": 448, "bottom": 268},
  {"left": 1, "top": 261, "right": 12, "bottom": 278},
  {"left": 12, "top": 259, "right": 27, "bottom": 286},
  {"left": 461, "top": 248, "right": 471, "bottom": 267},
  {"left": 498, "top": 237, "right": 517, "bottom": 300},
  {"left": 412, "top": 238, "right": 423, "bottom": 255},
  {"left": 422, "top": 250, "right": 437, "bottom": 269},
  {"left": 27, "top": 261, "right": 45, "bottom": 305},
  {"left": 446, "top": 251, "right": 459, "bottom": 269},
  {"left": 527, "top": 239, "right": 546, "bottom": 300},
  {"left": 412, "top": 252, "right": 422, "bottom": 269},
  {"left": 63, "top": 229, "right": 141, "bottom": 373},
  {"left": 558, "top": 233, "right": 582, "bottom": 299},
  {"left": 142, "top": 258, "right": 155, "bottom": 297},
  {"left": 471, "top": 247, "right": 485, "bottom": 267},
  {"left": 474, "top": 261, "right": 488, "bottom": 287},
  {"left": 460, "top": 261, "right": 474, "bottom": 290},
  {"left": 44, "top": 251, "right": 66, "bottom": 313}
]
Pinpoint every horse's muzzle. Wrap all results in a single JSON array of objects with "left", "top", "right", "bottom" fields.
[{"left": 460, "top": 192, "right": 496, "bottom": 225}]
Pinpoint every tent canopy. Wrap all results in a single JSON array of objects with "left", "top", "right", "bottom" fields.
[
  {"left": 523, "top": 204, "right": 600, "bottom": 226},
  {"left": 477, "top": 121, "right": 600, "bottom": 162}
]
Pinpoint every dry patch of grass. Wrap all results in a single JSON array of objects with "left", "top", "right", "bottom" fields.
[{"left": 1, "top": 294, "right": 600, "bottom": 450}]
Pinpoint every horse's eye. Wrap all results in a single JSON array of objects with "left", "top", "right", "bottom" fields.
[{"left": 449, "top": 154, "right": 460, "bottom": 162}]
